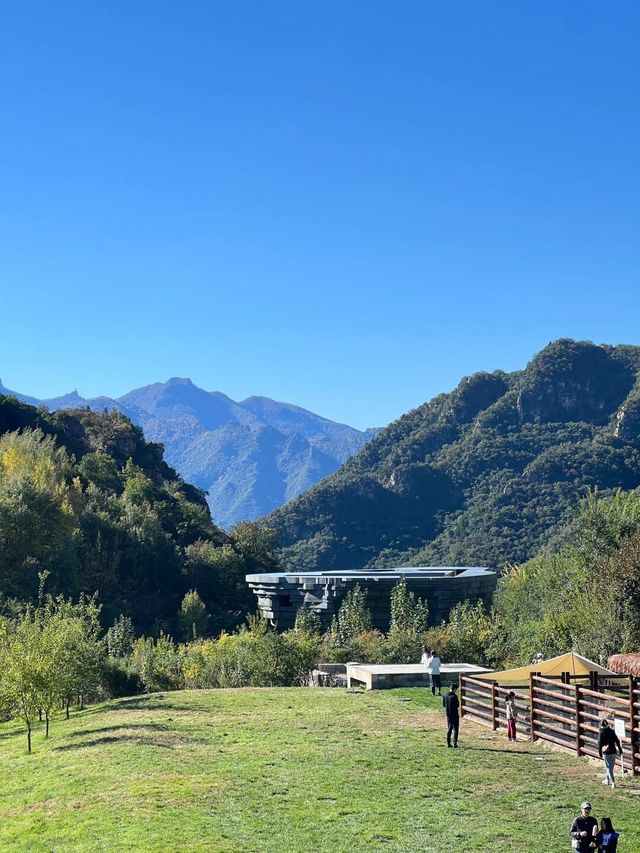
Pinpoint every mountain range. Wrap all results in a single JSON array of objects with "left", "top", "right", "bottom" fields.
[
  {"left": 0, "top": 378, "right": 378, "bottom": 528},
  {"left": 268, "top": 339, "right": 640, "bottom": 571}
]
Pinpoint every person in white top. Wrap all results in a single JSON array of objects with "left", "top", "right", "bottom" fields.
[{"left": 421, "top": 647, "right": 441, "bottom": 695}]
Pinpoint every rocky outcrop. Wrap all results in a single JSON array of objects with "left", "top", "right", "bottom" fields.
[
  {"left": 516, "top": 340, "right": 636, "bottom": 425},
  {"left": 614, "top": 396, "right": 640, "bottom": 440},
  {"left": 446, "top": 372, "right": 509, "bottom": 424}
]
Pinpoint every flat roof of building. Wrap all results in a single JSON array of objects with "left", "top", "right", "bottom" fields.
[{"left": 246, "top": 566, "right": 495, "bottom": 583}]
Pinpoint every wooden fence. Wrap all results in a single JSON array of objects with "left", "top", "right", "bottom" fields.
[{"left": 459, "top": 672, "right": 640, "bottom": 776}]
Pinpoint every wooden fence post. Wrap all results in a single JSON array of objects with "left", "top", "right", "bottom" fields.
[
  {"left": 459, "top": 674, "right": 465, "bottom": 719},
  {"left": 491, "top": 683, "right": 498, "bottom": 730},
  {"left": 529, "top": 672, "right": 537, "bottom": 742},
  {"left": 575, "top": 683, "right": 582, "bottom": 757},
  {"left": 629, "top": 675, "right": 638, "bottom": 777}
]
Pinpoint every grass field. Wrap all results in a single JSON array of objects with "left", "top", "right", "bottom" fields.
[{"left": 1, "top": 688, "right": 638, "bottom": 852}]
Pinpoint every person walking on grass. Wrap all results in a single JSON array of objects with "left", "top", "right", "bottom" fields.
[
  {"left": 596, "top": 817, "right": 619, "bottom": 852},
  {"left": 505, "top": 690, "right": 518, "bottom": 742},
  {"left": 570, "top": 802, "right": 598, "bottom": 852},
  {"left": 598, "top": 719, "right": 622, "bottom": 789},
  {"left": 420, "top": 646, "right": 431, "bottom": 685},
  {"left": 428, "top": 649, "right": 442, "bottom": 696},
  {"left": 443, "top": 683, "right": 459, "bottom": 748}
]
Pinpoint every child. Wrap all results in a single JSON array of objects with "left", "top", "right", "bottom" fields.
[
  {"left": 596, "top": 817, "right": 619, "bottom": 852},
  {"left": 505, "top": 691, "right": 518, "bottom": 741}
]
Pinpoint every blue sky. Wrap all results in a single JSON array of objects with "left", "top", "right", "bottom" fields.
[{"left": 1, "top": 2, "right": 638, "bottom": 429}]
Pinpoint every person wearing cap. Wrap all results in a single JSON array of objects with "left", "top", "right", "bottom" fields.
[
  {"left": 598, "top": 719, "right": 622, "bottom": 789},
  {"left": 570, "top": 803, "right": 598, "bottom": 851}
]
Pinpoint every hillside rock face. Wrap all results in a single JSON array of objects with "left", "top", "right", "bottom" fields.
[
  {"left": 515, "top": 341, "right": 636, "bottom": 425},
  {"left": 268, "top": 339, "right": 640, "bottom": 571},
  {"left": 0, "top": 378, "right": 376, "bottom": 528}
]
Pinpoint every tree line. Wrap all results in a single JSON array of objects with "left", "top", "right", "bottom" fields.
[{"left": 0, "top": 579, "right": 103, "bottom": 751}]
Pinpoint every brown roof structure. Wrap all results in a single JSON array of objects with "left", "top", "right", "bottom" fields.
[{"left": 607, "top": 653, "right": 640, "bottom": 676}]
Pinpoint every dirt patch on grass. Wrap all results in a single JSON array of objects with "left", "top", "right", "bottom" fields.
[{"left": 0, "top": 798, "right": 58, "bottom": 817}]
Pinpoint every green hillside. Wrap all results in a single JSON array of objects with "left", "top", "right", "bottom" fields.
[
  {"left": 0, "top": 395, "right": 275, "bottom": 633},
  {"left": 1, "top": 688, "right": 638, "bottom": 852},
  {"left": 269, "top": 339, "right": 640, "bottom": 570}
]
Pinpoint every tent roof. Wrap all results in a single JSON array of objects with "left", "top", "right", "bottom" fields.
[{"left": 478, "top": 652, "right": 614, "bottom": 685}]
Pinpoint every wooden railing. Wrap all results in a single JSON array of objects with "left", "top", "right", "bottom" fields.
[{"left": 459, "top": 671, "right": 640, "bottom": 776}]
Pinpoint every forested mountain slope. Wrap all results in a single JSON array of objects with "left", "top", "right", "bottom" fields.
[
  {"left": 269, "top": 340, "right": 640, "bottom": 570},
  {"left": 0, "top": 378, "right": 377, "bottom": 528},
  {"left": 0, "top": 396, "right": 277, "bottom": 633}
]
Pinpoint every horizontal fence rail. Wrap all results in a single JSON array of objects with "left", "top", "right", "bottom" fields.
[{"left": 459, "top": 671, "right": 640, "bottom": 776}]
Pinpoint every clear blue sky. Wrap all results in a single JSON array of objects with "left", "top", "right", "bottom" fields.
[{"left": 1, "top": 2, "right": 638, "bottom": 429}]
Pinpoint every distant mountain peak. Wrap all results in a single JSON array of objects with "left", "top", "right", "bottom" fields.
[
  {"left": 2, "top": 375, "right": 376, "bottom": 529},
  {"left": 167, "top": 377, "right": 195, "bottom": 386}
]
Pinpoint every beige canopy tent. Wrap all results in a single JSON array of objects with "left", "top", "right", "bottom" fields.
[{"left": 477, "top": 652, "right": 615, "bottom": 685}]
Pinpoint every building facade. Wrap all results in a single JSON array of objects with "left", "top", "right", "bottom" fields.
[{"left": 245, "top": 566, "right": 496, "bottom": 632}]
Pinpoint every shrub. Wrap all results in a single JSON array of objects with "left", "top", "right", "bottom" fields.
[
  {"left": 100, "top": 657, "right": 143, "bottom": 698},
  {"left": 131, "top": 634, "right": 184, "bottom": 692},
  {"left": 181, "top": 622, "right": 320, "bottom": 688}
]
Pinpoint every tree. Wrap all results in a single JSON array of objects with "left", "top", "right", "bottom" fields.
[
  {"left": 389, "top": 577, "right": 429, "bottom": 634},
  {"left": 106, "top": 614, "right": 135, "bottom": 658},
  {"left": 383, "top": 577, "right": 430, "bottom": 664},
  {"left": 0, "top": 429, "right": 79, "bottom": 599},
  {"left": 446, "top": 600, "right": 496, "bottom": 667},
  {"left": 0, "top": 610, "right": 43, "bottom": 752},
  {"left": 77, "top": 451, "right": 122, "bottom": 493},
  {"left": 183, "top": 540, "right": 255, "bottom": 634},
  {"left": 337, "top": 585, "right": 372, "bottom": 643},
  {"left": 229, "top": 521, "right": 280, "bottom": 570},
  {"left": 294, "top": 606, "right": 321, "bottom": 635},
  {"left": 178, "top": 590, "right": 209, "bottom": 640}
]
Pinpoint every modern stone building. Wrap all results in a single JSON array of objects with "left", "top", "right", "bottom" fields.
[{"left": 245, "top": 566, "right": 496, "bottom": 632}]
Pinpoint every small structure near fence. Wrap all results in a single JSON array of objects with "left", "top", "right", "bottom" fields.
[
  {"left": 346, "top": 662, "right": 487, "bottom": 690},
  {"left": 459, "top": 654, "right": 640, "bottom": 777},
  {"left": 608, "top": 652, "right": 640, "bottom": 677}
]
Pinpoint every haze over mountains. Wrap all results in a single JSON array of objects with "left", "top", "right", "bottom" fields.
[
  {"left": 269, "top": 339, "right": 640, "bottom": 571},
  {"left": 0, "top": 378, "right": 378, "bottom": 528}
]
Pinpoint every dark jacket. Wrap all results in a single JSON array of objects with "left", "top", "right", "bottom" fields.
[
  {"left": 443, "top": 691, "right": 460, "bottom": 718},
  {"left": 598, "top": 727, "right": 622, "bottom": 758},
  {"left": 596, "top": 830, "right": 619, "bottom": 852},
  {"left": 570, "top": 815, "right": 598, "bottom": 852}
]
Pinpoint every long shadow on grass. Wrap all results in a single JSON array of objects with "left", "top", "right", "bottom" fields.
[
  {"left": 101, "top": 697, "right": 197, "bottom": 713},
  {"left": 65, "top": 722, "right": 170, "bottom": 738},
  {"left": 462, "top": 746, "right": 543, "bottom": 756},
  {"left": 78, "top": 697, "right": 199, "bottom": 717},
  {"left": 53, "top": 733, "right": 184, "bottom": 751}
]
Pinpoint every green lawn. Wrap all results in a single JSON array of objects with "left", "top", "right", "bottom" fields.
[{"left": 1, "top": 688, "right": 638, "bottom": 852}]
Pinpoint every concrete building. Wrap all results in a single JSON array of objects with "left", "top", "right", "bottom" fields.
[{"left": 245, "top": 566, "right": 496, "bottom": 632}]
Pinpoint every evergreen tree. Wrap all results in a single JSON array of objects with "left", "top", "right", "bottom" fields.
[
  {"left": 389, "top": 577, "right": 429, "bottom": 634},
  {"left": 337, "top": 584, "right": 372, "bottom": 642},
  {"left": 178, "top": 590, "right": 209, "bottom": 640}
]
